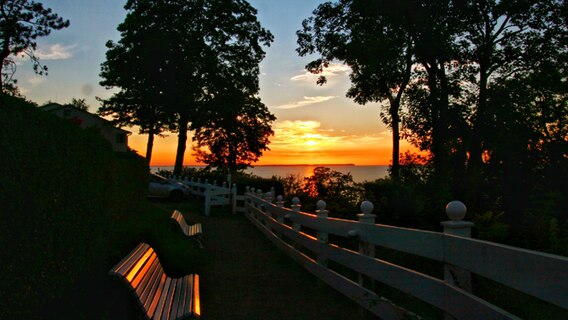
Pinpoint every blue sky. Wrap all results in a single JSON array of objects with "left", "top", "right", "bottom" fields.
[{"left": 16, "top": 0, "right": 414, "bottom": 165}]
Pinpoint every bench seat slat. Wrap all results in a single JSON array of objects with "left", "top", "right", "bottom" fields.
[
  {"left": 193, "top": 275, "right": 200, "bottom": 317},
  {"left": 136, "top": 256, "right": 162, "bottom": 305},
  {"left": 154, "top": 277, "right": 172, "bottom": 319},
  {"left": 131, "top": 253, "right": 157, "bottom": 290},
  {"left": 147, "top": 273, "right": 167, "bottom": 318},
  {"left": 160, "top": 279, "right": 178, "bottom": 320},
  {"left": 140, "top": 267, "right": 164, "bottom": 316},
  {"left": 177, "top": 276, "right": 192, "bottom": 318},
  {"left": 170, "top": 276, "right": 185, "bottom": 320}
]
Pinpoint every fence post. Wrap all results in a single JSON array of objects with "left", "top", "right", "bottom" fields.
[
  {"left": 222, "top": 181, "right": 229, "bottom": 205},
  {"left": 245, "top": 187, "right": 251, "bottom": 215},
  {"left": 441, "top": 201, "right": 474, "bottom": 320},
  {"left": 255, "top": 189, "right": 263, "bottom": 219},
  {"left": 276, "top": 195, "right": 285, "bottom": 223},
  {"left": 232, "top": 183, "right": 238, "bottom": 215},
  {"left": 265, "top": 190, "right": 273, "bottom": 204},
  {"left": 256, "top": 189, "right": 263, "bottom": 206},
  {"left": 312, "top": 200, "right": 330, "bottom": 288},
  {"left": 357, "top": 201, "right": 376, "bottom": 303},
  {"left": 290, "top": 197, "right": 302, "bottom": 250},
  {"left": 204, "top": 183, "right": 212, "bottom": 216},
  {"left": 269, "top": 195, "right": 284, "bottom": 238},
  {"left": 291, "top": 197, "right": 301, "bottom": 232},
  {"left": 250, "top": 187, "right": 256, "bottom": 214},
  {"left": 316, "top": 200, "right": 329, "bottom": 243}
]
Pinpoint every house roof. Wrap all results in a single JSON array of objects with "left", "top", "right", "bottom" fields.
[{"left": 40, "top": 102, "right": 131, "bottom": 134}]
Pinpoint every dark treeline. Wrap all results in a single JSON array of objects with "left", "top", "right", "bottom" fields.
[{"left": 298, "top": 0, "right": 568, "bottom": 254}]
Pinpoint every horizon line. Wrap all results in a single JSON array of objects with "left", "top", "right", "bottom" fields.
[{"left": 150, "top": 163, "right": 390, "bottom": 167}]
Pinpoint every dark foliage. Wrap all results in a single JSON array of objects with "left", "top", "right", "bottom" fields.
[
  {"left": 299, "top": 0, "right": 568, "bottom": 254},
  {"left": 191, "top": 89, "right": 276, "bottom": 173},
  {"left": 0, "top": 0, "right": 69, "bottom": 91},
  {"left": 0, "top": 94, "right": 148, "bottom": 318},
  {"left": 100, "top": 0, "right": 273, "bottom": 175}
]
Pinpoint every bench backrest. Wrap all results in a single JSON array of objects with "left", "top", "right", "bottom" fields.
[
  {"left": 171, "top": 210, "right": 186, "bottom": 228},
  {"left": 109, "top": 243, "right": 200, "bottom": 319}
]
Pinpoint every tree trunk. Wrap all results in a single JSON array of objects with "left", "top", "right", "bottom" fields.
[
  {"left": 174, "top": 113, "right": 189, "bottom": 176},
  {"left": 390, "top": 47, "right": 413, "bottom": 180},
  {"left": 146, "top": 130, "right": 155, "bottom": 164},
  {"left": 425, "top": 62, "right": 447, "bottom": 178},
  {"left": 466, "top": 59, "right": 490, "bottom": 212},
  {"left": 391, "top": 112, "right": 400, "bottom": 179},
  {"left": 1, "top": 29, "right": 14, "bottom": 92},
  {"left": 0, "top": 55, "right": 7, "bottom": 91},
  {"left": 388, "top": 96, "right": 401, "bottom": 180},
  {"left": 437, "top": 62, "right": 450, "bottom": 180}
]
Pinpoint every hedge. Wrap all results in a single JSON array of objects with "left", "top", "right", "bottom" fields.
[{"left": 0, "top": 94, "right": 147, "bottom": 318}]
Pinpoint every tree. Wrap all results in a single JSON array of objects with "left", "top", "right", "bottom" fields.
[
  {"left": 0, "top": 0, "right": 69, "bottom": 91},
  {"left": 302, "top": 166, "right": 363, "bottom": 218},
  {"left": 191, "top": 87, "right": 275, "bottom": 173},
  {"left": 97, "top": 90, "right": 174, "bottom": 162},
  {"left": 68, "top": 98, "right": 89, "bottom": 111},
  {"left": 100, "top": 0, "right": 272, "bottom": 175},
  {"left": 297, "top": 0, "right": 415, "bottom": 179},
  {"left": 448, "top": 0, "right": 565, "bottom": 208}
]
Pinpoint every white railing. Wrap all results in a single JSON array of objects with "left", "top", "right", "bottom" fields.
[
  {"left": 243, "top": 188, "right": 568, "bottom": 320},
  {"left": 173, "top": 176, "right": 236, "bottom": 216}
]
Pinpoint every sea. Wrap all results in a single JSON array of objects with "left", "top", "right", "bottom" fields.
[{"left": 151, "top": 165, "right": 390, "bottom": 183}]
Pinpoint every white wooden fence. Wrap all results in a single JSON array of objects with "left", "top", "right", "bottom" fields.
[
  {"left": 173, "top": 176, "right": 235, "bottom": 216},
  {"left": 243, "top": 188, "right": 568, "bottom": 320}
]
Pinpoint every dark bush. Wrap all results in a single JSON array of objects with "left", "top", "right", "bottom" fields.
[{"left": 0, "top": 94, "right": 147, "bottom": 318}]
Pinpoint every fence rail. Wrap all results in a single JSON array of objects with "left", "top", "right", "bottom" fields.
[
  {"left": 173, "top": 177, "right": 235, "bottom": 216},
  {"left": 243, "top": 188, "right": 568, "bottom": 320}
]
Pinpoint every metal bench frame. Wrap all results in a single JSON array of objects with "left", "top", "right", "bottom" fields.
[{"left": 109, "top": 243, "right": 201, "bottom": 319}]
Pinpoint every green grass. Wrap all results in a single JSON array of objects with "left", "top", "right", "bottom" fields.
[{"left": 107, "top": 199, "right": 209, "bottom": 276}]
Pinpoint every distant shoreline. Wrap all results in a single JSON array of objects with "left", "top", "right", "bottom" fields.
[
  {"left": 252, "top": 164, "right": 356, "bottom": 167},
  {"left": 151, "top": 163, "right": 372, "bottom": 167},
  {"left": 151, "top": 164, "right": 389, "bottom": 182}
]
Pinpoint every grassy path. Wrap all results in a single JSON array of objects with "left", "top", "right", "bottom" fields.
[{"left": 183, "top": 205, "right": 375, "bottom": 320}]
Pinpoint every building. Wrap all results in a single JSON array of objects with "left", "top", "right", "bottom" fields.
[{"left": 40, "top": 102, "right": 131, "bottom": 152}]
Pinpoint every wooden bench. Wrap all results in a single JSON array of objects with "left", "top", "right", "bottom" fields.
[
  {"left": 109, "top": 243, "right": 201, "bottom": 319},
  {"left": 171, "top": 210, "right": 203, "bottom": 248}
]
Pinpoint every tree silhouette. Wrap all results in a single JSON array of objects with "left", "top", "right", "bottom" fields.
[
  {"left": 0, "top": 0, "right": 69, "bottom": 91},
  {"left": 298, "top": 0, "right": 416, "bottom": 179},
  {"left": 68, "top": 98, "right": 89, "bottom": 111},
  {"left": 191, "top": 87, "right": 275, "bottom": 173},
  {"left": 97, "top": 90, "right": 174, "bottom": 163},
  {"left": 100, "top": 0, "right": 272, "bottom": 175}
]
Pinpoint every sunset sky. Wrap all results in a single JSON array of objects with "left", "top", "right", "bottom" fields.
[{"left": 16, "top": 0, "right": 419, "bottom": 166}]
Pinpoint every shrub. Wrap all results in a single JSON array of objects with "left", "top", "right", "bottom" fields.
[{"left": 0, "top": 94, "right": 148, "bottom": 318}]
